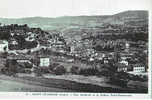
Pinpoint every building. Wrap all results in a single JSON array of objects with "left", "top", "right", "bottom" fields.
[
  {"left": 103, "top": 57, "right": 109, "bottom": 64},
  {"left": 6, "top": 54, "right": 35, "bottom": 72},
  {"left": 51, "top": 40, "right": 67, "bottom": 53},
  {"left": 115, "top": 62, "right": 146, "bottom": 73},
  {"left": 9, "top": 38, "right": 18, "bottom": 45},
  {"left": 115, "top": 63, "right": 128, "bottom": 72},
  {"left": 132, "top": 64, "right": 146, "bottom": 73},
  {"left": 119, "top": 60, "right": 129, "bottom": 66},
  {"left": 0, "top": 40, "right": 8, "bottom": 52},
  {"left": 125, "top": 42, "right": 130, "bottom": 52},
  {"left": 39, "top": 57, "right": 50, "bottom": 67},
  {"left": 119, "top": 52, "right": 133, "bottom": 60},
  {"left": 7, "top": 54, "right": 33, "bottom": 63}
]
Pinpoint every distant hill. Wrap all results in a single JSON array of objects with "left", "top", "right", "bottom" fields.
[
  {"left": 0, "top": 10, "right": 148, "bottom": 30},
  {"left": 114, "top": 10, "right": 148, "bottom": 19},
  {"left": 103, "top": 10, "right": 148, "bottom": 25},
  {"left": 0, "top": 16, "right": 109, "bottom": 30}
]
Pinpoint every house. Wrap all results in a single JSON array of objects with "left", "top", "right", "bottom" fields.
[
  {"left": 0, "top": 40, "right": 8, "bottom": 52},
  {"left": 132, "top": 63, "right": 146, "bottom": 73},
  {"left": 39, "top": 57, "right": 50, "bottom": 67},
  {"left": 51, "top": 40, "right": 67, "bottom": 53},
  {"left": 9, "top": 38, "right": 18, "bottom": 45},
  {"left": 119, "top": 53, "right": 133, "bottom": 60},
  {"left": 115, "top": 63, "right": 128, "bottom": 72},
  {"left": 119, "top": 60, "right": 129, "bottom": 66},
  {"left": 7, "top": 54, "right": 32, "bottom": 63},
  {"left": 103, "top": 57, "right": 109, "bottom": 64},
  {"left": 6, "top": 54, "right": 34, "bottom": 72}
]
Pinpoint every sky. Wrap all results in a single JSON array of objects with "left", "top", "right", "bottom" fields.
[{"left": 0, "top": 0, "right": 151, "bottom": 18}]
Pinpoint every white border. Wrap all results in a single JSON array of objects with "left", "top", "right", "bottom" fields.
[
  {"left": 148, "top": 3, "right": 152, "bottom": 99},
  {"left": 0, "top": 2, "right": 151, "bottom": 100}
]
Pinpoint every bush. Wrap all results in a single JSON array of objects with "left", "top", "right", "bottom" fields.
[
  {"left": 49, "top": 63, "right": 60, "bottom": 71},
  {"left": 79, "top": 67, "right": 99, "bottom": 76},
  {"left": 53, "top": 65, "right": 66, "bottom": 75},
  {"left": 33, "top": 67, "right": 42, "bottom": 76},
  {"left": 96, "top": 64, "right": 116, "bottom": 77},
  {"left": 16, "top": 62, "right": 33, "bottom": 73},
  {"left": 70, "top": 66, "right": 80, "bottom": 74},
  {"left": 39, "top": 67, "right": 50, "bottom": 74},
  {"left": 130, "top": 75, "right": 147, "bottom": 82},
  {"left": 115, "top": 71, "right": 130, "bottom": 79},
  {"left": 98, "top": 69, "right": 112, "bottom": 77},
  {"left": 24, "top": 62, "right": 33, "bottom": 68},
  {"left": 1, "top": 67, "right": 8, "bottom": 74},
  {"left": 7, "top": 60, "right": 18, "bottom": 76},
  {"left": 16, "top": 66, "right": 26, "bottom": 73},
  {"left": 142, "top": 75, "right": 148, "bottom": 81},
  {"left": 16, "top": 68, "right": 32, "bottom": 74}
]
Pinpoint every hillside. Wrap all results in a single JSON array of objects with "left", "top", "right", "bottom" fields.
[
  {"left": 0, "top": 10, "right": 148, "bottom": 30},
  {"left": 0, "top": 10, "right": 148, "bottom": 51},
  {"left": 103, "top": 10, "right": 148, "bottom": 25}
]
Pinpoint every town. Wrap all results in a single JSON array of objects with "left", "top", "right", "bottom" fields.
[{"left": 0, "top": 12, "right": 148, "bottom": 92}]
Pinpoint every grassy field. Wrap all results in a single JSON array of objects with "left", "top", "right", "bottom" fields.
[
  {"left": 0, "top": 74, "right": 148, "bottom": 93},
  {"left": 0, "top": 74, "right": 73, "bottom": 92}
]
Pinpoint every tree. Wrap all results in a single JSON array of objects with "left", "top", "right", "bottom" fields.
[
  {"left": 53, "top": 65, "right": 66, "bottom": 75},
  {"left": 79, "top": 67, "right": 99, "bottom": 76},
  {"left": 97, "top": 63, "right": 117, "bottom": 77},
  {"left": 70, "top": 66, "right": 80, "bottom": 74},
  {"left": 33, "top": 67, "right": 42, "bottom": 77},
  {"left": 7, "top": 60, "right": 18, "bottom": 76}
]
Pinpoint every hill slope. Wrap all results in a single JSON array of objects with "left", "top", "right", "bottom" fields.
[{"left": 0, "top": 10, "right": 148, "bottom": 30}]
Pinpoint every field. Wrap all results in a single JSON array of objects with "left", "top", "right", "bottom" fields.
[
  {"left": 0, "top": 74, "right": 148, "bottom": 93},
  {"left": 0, "top": 75, "right": 72, "bottom": 92}
]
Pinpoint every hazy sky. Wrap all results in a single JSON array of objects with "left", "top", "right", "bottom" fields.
[{"left": 0, "top": 0, "right": 151, "bottom": 18}]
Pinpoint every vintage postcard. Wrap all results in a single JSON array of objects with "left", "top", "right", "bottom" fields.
[{"left": 0, "top": 0, "right": 151, "bottom": 99}]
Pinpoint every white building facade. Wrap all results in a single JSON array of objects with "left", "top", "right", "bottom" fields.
[
  {"left": 133, "top": 64, "right": 145, "bottom": 72},
  {"left": 40, "top": 57, "right": 50, "bottom": 67}
]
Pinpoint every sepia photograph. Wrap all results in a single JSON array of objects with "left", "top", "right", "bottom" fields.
[{"left": 0, "top": 0, "right": 151, "bottom": 98}]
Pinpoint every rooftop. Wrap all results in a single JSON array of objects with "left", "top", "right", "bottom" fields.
[{"left": 7, "top": 54, "right": 34, "bottom": 60}]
